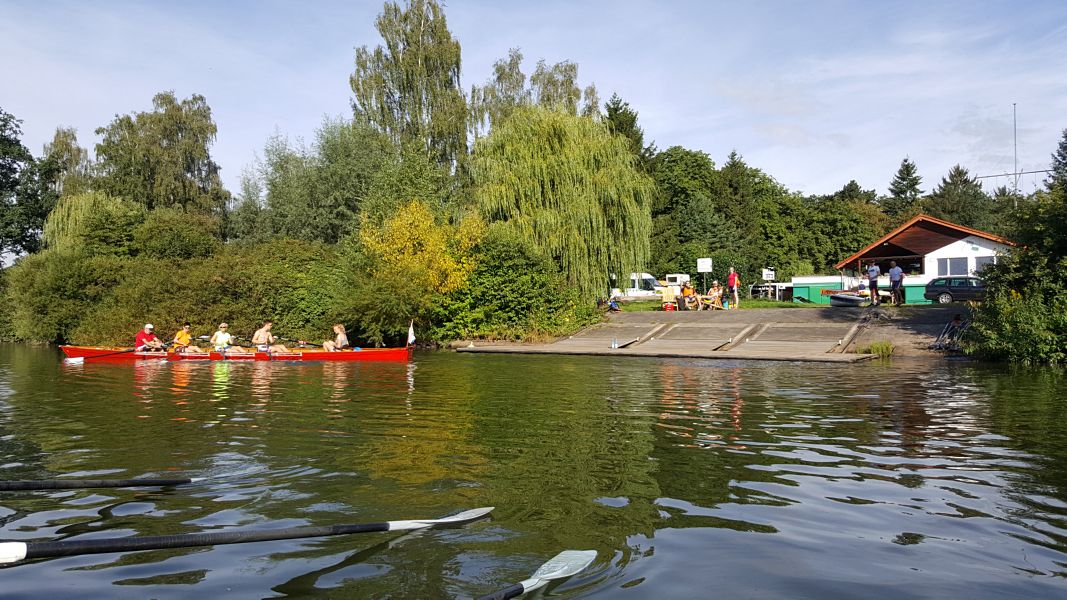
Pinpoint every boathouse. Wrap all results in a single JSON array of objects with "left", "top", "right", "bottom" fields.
[{"left": 792, "top": 214, "right": 1014, "bottom": 305}]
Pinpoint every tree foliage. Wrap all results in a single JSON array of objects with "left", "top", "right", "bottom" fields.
[
  {"left": 335, "top": 199, "right": 482, "bottom": 345},
  {"left": 255, "top": 119, "right": 392, "bottom": 244},
  {"left": 0, "top": 107, "right": 47, "bottom": 259},
  {"left": 469, "top": 49, "right": 600, "bottom": 138},
  {"left": 883, "top": 157, "right": 923, "bottom": 221},
  {"left": 43, "top": 192, "right": 146, "bottom": 256},
  {"left": 94, "top": 91, "right": 229, "bottom": 214},
  {"left": 1049, "top": 128, "right": 1067, "bottom": 193},
  {"left": 472, "top": 106, "right": 652, "bottom": 300},
  {"left": 432, "top": 225, "right": 596, "bottom": 340},
  {"left": 604, "top": 93, "right": 653, "bottom": 169},
  {"left": 923, "top": 164, "right": 993, "bottom": 230},
  {"left": 350, "top": 0, "right": 467, "bottom": 168}
]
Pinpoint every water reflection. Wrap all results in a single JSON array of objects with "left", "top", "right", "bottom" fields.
[{"left": 0, "top": 344, "right": 1064, "bottom": 598}]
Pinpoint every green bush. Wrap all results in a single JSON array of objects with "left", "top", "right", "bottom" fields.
[
  {"left": 132, "top": 206, "right": 220, "bottom": 259},
  {"left": 5, "top": 249, "right": 127, "bottom": 342},
  {"left": 431, "top": 227, "right": 598, "bottom": 341}
]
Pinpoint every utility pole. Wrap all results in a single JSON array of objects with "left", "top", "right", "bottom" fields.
[{"left": 1013, "top": 103, "right": 1018, "bottom": 208}]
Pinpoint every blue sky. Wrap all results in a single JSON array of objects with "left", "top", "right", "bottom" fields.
[{"left": 3, "top": 0, "right": 1065, "bottom": 197}]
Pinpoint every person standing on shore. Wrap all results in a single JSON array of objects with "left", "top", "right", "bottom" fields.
[
  {"left": 727, "top": 267, "right": 741, "bottom": 309},
  {"left": 866, "top": 262, "right": 882, "bottom": 306},
  {"left": 888, "top": 261, "right": 905, "bottom": 306}
]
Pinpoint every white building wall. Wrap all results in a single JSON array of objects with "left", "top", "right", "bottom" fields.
[{"left": 919, "top": 236, "right": 1011, "bottom": 283}]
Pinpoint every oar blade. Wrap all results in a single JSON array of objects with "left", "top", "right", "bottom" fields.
[
  {"left": 388, "top": 506, "right": 494, "bottom": 531},
  {"left": 531, "top": 549, "right": 597, "bottom": 581}
]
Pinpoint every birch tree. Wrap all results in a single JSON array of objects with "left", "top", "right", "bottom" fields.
[{"left": 350, "top": 0, "right": 467, "bottom": 168}]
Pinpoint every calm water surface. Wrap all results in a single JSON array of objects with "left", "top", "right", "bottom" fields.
[{"left": 1, "top": 344, "right": 1066, "bottom": 598}]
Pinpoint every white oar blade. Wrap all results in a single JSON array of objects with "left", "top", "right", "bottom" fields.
[
  {"left": 532, "top": 550, "right": 597, "bottom": 581},
  {"left": 388, "top": 506, "right": 494, "bottom": 531},
  {"left": 431, "top": 506, "right": 495, "bottom": 524}
]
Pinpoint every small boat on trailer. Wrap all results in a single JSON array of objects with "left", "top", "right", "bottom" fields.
[{"left": 60, "top": 345, "right": 412, "bottom": 362}]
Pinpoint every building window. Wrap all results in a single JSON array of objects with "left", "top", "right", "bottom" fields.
[
  {"left": 975, "top": 256, "right": 995, "bottom": 273},
  {"left": 937, "top": 257, "right": 968, "bottom": 276}
]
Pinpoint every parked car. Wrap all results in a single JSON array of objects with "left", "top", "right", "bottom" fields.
[{"left": 924, "top": 276, "right": 987, "bottom": 303}]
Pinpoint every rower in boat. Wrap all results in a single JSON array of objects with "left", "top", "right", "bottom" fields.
[
  {"left": 209, "top": 323, "right": 245, "bottom": 353},
  {"left": 172, "top": 322, "right": 204, "bottom": 353},
  {"left": 322, "top": 324, "right": 351, "bottom": 352},
  {"left": 134, "top": 324, "right": 165, "bottom": 352},
  {"left": 251, "top": 320, "right": 288, "bottom": 353}
]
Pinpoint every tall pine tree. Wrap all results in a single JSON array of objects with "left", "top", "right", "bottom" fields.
[
  {"left": 924, "top": 165, "right": 993, "bottom": 230},
  {"left": 1049, "top": 128, "right": 1067, "bottom": 193},
  {"left": 884, "top": 157, "right": 923, "bottom": 221},
  {"left": 603, "top": 93, "right": 654, "bottom": 170}
]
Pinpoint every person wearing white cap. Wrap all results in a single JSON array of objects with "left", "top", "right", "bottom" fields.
[{"left": 134, "top": 324, "right": 164, "bottom": 351}]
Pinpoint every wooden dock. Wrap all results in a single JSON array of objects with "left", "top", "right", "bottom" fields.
[{"left": 456, "top": 308, "right": 876, "bottom": 363}]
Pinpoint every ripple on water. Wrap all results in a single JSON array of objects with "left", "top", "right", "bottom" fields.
[{"left": 0, "top": 346, "right": 1065, "bottom": 597}]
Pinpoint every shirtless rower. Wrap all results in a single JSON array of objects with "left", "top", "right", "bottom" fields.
[{"left": 252, "top": 320, "right": 288, "bottom": 353}]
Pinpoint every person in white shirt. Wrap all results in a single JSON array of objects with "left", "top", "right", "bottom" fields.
[
  {"left": 888, "top": 261, "right": 905, "bottom": 306},
  {"left": 866, "top": 262, "right": 882, "bottom": 306}
]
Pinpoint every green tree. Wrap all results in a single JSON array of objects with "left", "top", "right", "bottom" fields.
[
  {"left": 968, "top": 184, "right": 1067, "bottom": 364},
  {"left": 645, "top": 146, "right": 735, "bottom": 275},
  {"left": 258, "top": 119, "right": 391, "bottom": 243},
  {"left": 132, "top": 206, "right": 220, "bottom": 259},
  {"left": 350, "top": 0, "right": 467, "bottom": 168},
  {"left": 883, "top": 157, "right": 923, "bottom": 221},
  {"left": 94, "top": 91, "right": 229, "bottom": 214},
  {"left": 805, "top": 181, "right": 888, "bottom": 272},
  {"left": 469, "top": 49, "right": 600, "bottom": 140},
  {"left": 0, "top": 107, "right": 41, "bottom": 259},
  {"left": 468, "top": 48, "right": 529, "bottom": 140},
  {"left": 472, "top": 106, "right": 652, "bottom": 301},
  {"left": 1048, "top": 128, "right": 1067, "bottom": 193},
  {"left": 604, "top": 93, "right": 654, "bottom": 170},
  {"left": 923, "top": 164, "right": 993, "bottom": 230},
  {"left": 43, "top": 192, "right": 146, "bottom": 256},
  {"left": 42, "top": 127, "right": 92, "bottom": 197}
]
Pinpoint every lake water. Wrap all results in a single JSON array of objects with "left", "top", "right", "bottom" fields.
[{"left": 1, "top": 343, "right": 1066, "bottom": 599}]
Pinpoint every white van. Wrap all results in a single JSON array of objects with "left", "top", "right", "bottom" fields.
[{"left": 610, "top": 272, "right": 663, "bottom": 299}]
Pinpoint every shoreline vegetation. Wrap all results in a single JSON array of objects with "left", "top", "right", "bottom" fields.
[{"left": 1, "top": 1, "right": 1065, "bottom": 363}]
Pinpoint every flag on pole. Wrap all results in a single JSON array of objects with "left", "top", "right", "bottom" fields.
[{"left": 407, "top": 320, "right": 416, "bottom": 346}]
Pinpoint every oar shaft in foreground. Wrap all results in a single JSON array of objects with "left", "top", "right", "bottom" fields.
[
  {"left": 0, "top": 478, "right": 192, "bottom": 492},
  {"left": 478, "top": 582, "right": 525, "bottom": 600},
  {"left": 0, "top": 507, "right": 493, "bottom": 565}
]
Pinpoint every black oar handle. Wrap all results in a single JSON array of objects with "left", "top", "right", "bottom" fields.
[
  {"left": 0, "top": 478, "right": 192, "bottom": 491},
  {"left": 477, "top": 583, "right": 525, "bottom": 600},
  {"left": 24, "top": 522, "right": 391, "bottom": 560}
]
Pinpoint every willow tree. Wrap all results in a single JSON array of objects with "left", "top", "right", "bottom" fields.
[
  {"left": 472, "top": 106, "right": 652, "bottom": 301},
  {"left": 43, "top": 191, "right": 146, "bottom": 255},
  {"left": 350, "top": 0, "right": 467, "bottom": 168}
]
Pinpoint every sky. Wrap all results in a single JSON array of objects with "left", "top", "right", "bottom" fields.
[{"left": 3, "top": 0, "right": 1066, "bottom": 198}]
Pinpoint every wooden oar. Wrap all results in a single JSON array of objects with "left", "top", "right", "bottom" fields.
[
  {"left": 0, "top": 477, "right": 194, "bottom": 491},
  {"left": 477, "top": 550, "right": 597, "bottom": 600},
  {"left": 0, "top": 506, "right": 493, "bottom": 564}
]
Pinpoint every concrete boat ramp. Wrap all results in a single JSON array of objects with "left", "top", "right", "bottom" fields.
[{"left": 456, "top": 308, "right": 877, "bottom": 363}]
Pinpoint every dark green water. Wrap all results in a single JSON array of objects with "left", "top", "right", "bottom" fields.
[{"left": 1, "top": 344, "right": 1066, "bottom": 599}]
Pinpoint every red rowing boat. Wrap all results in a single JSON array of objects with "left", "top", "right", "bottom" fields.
[{"left": 60, "top": 346, "right": 412, "bottom": 362}]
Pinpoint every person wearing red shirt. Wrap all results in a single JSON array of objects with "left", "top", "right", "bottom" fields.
[
  {"left": 134, "top": 324, "right": 164, "bottom": 351},
  {"left": 726, "top": 267, "right": 741, "bottom": 309}
]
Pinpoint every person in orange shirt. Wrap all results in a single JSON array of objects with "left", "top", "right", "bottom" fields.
[{"left": 172, "top": 322, "right": 203, "bottom": 353}]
